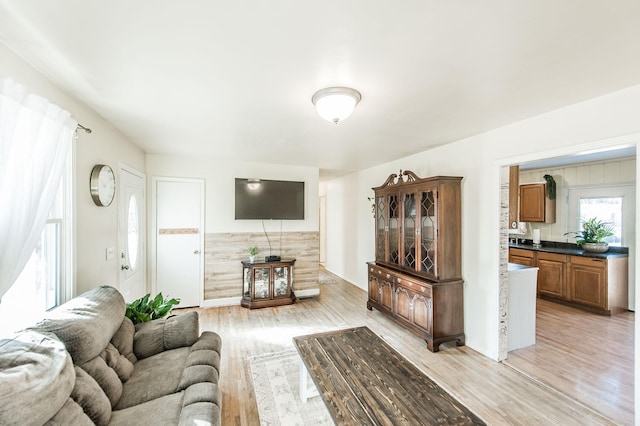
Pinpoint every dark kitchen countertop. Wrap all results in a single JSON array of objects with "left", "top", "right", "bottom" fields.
[{"left": 509, "top": 239, "right": 629, "bottom": 259}]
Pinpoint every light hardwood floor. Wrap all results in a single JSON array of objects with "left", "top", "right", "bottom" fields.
[
  {"left": 186, "top": 270, "right": 625, "bottom": 425},
  {"left": 504, "top": 298, "right": 634, "bottom": 425}
]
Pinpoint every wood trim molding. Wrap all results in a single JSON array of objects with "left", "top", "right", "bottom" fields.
[{"left": 158, "top": 228, "right": 199, "bottom": 235}]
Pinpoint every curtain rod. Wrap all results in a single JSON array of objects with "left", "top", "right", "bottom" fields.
[{"left": 76, "top": 123, "right": 92, "bottom": 134}]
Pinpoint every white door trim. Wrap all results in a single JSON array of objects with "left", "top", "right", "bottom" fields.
[
  {"left": 151, "top": 176, "right": 205, "bottom": 306},
  {"left": 118, "top": 163, "right": 146, "bottom": 300}
]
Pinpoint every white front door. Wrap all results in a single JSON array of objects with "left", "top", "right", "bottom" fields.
[
  {"left": 154, "top": 178, "right": 204, "bottom": 307},
  {"left": 118, "top": 166, "right": 146, "bottom": 302}
]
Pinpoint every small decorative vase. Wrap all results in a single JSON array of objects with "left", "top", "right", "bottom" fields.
[
  {"left": 249, "top": 255, "right": 255, "bottom": 262},
  {"left": 581, "top": 242, "right": 609, "bottom": 253}
]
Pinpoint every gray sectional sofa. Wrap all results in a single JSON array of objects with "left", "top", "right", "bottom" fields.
[{"left": 0, "top": 286, "right": 222, "bottom": 425}]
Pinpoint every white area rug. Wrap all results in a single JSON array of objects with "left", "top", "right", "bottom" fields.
[{"left": 249, "top": 349, "right": 334, "bottom": 426}]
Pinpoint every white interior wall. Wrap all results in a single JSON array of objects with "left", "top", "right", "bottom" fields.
[
  {"left": 323, "top": 84, "right": 640, "bottom": 361},
  {"left": 0, "top": 42, "right": 146, "bottom": 297},
  {"left": 145, "top": 154, "right": 319, "bottom": 233},
  {"left": 145, "top": 155, "right": 319, "bottom": 290},
  {"left": 519, "top": 158, "right": 636, "bottom": 241}
]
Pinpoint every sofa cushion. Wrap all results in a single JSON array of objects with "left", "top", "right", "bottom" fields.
[
  {"left": 44, "top": 398, "right": 94, "bottom": 426},
  {"left": 111, "top": 317, "right": 137, "bottom": 364},
  {"left": 191, "top": 331, "right": 222, "bottom": 354},
  {"left": 80, "top": 356, "right": 123, "bottom": 407},
  {"left": 115, "top": 347, "right": 191, "bottom": 410},
  {"left": 133, "top": 312, "right": 200, "bottom": 359},
  {"left": 109, "top": 393, "right": 184, "bottom": 426},
  {"left": 71, "top": 366, "right": 111, "bottom": 425},
  {"left": 103, "top": 343, "right": 134, "bottom": 382},
  {"left": 0, "top": 331, "right": 75, "bottom": 426},
  {"left": 178, "top": 401, "right": 221, "bottom": 426},
  {"left": 28, "top": 286, "right": 126, "bottom": 365},
  {"left": 116, "top": 330, "right": 222, "bottom": 410}
]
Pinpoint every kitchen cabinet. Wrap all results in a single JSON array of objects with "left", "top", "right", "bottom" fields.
[
  {"left": 508, "top": 247, "right": 628, "bottom": 315},
  {"left": 568, "top": 256, "right": 606, "bottom": 310},
  {"left": 536, "top": 252, "right": 568, "bottom": 300},
  {"left": 368, "top": 171, "right": 464, "bottom": 352},
  {"left": 519, "top": 183, "right": 556, "bottom": 223},
  {"left": 568, "top": 255, "right": 628, "bottom": 315},
  {"left": 509, "top": 248, "right": 535, "bottom": 267}
]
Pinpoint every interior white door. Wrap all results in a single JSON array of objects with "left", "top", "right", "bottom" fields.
[
  {"left": 118, "top": 167, "right": 146, "bottom": 302},
  {"left": 155, "top": 178, "right": 203, "bottom": 307}
]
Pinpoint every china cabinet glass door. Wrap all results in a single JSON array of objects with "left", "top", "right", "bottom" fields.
[
  {"left": 253, "top": 268, "right": 270, "bottom": 299},
  {"left": 402, "top": 192, "right": 417, "bottom": 271},
  {"left": 388, "top": 194, "right": 400, "bottom": 265},
  {"left": 375, "top": 195, "right": 386, "bottom": 261},
  {"left": 273, "top": 266, "right": 289, "bottom": 297},
  {"left": 243, "top": 267, "right": 251, "bottom": 297},
  {"left": 419, "top": 189, "right": 437, "bottom": 277}
]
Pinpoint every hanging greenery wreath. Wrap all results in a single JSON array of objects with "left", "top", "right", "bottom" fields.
[{"left": 543, "top": 174, "right": 556, "bottom": 200}]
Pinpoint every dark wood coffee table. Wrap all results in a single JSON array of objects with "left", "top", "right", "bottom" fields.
[{"left": 293, "top": 326, "right": 485, "bottom": 425}]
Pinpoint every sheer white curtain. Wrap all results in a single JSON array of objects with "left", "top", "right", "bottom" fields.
[{"left": 0, "top": 79, "right": 77, "bottom": 299}]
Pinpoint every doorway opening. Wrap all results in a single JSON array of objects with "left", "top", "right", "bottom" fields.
[{"left": 499, "top": 142, "right": 636, "bottom": 424}]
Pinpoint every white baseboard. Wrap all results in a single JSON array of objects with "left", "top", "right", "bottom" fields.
[
  {"left": 296, "top": 288, "right": 320, "bottom": 298},
  {"left": 201, "top": 296, "right": 241, "bottom": 308}
]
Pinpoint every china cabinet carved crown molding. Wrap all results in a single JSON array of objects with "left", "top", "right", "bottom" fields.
[{"left": 367, "top": 170, "right": 464, "bottom": 352}]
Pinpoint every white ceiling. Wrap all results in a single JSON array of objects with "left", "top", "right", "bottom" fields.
[{"left": 1, "top": 1, "right": 639, "bottom": 180}]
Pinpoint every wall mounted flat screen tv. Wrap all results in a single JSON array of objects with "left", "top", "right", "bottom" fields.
[{"left": 235, "top": 178, "right": 305, "bottom": 220}]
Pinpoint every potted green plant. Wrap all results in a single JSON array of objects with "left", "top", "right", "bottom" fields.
[
  {"left": 248, "top": 246, "right": 258, "bottom": 262},
  {"left": 125, "top": 293, "right": 180, "bottom": 325},
  {"left": 565, "top": 217, "right": 614, "bottom": 253}
]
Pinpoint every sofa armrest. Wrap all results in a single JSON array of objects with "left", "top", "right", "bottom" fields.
[{"left": 133, "top": 311, "right": 200, "bottom": 359}]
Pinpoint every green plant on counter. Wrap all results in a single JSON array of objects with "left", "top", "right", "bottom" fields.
[
  {"left": 248, "top": 246, "right": 258, "bottom": 256},
  {"left": 565, "top": 217, "right": 614, "bottom": 245},
  {"left": 125, "top": 293, "right": 180, "bottom": 324}
]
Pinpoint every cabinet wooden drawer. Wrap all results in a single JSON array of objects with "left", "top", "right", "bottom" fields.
[
  {"left": 537, "top": 252, "right": 566, "bottom": 262},
  {"left": 369, "top": 264, "right": 395, "bottom": 280},
  {"left": 509, "top": 248, "right": 534, "bottom": 258},
  {"left": 569, "top": 256, "right": 606, "bottom": 269},
  {"left": 396, "top": 277, "right": 432, "bottom": 298},
  {"left": 509, "top": 248, "right": 535, "bottom": 266}
]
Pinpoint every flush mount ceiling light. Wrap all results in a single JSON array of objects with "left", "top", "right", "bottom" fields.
[
  {"left": 311, "top": 87, "right": 362, "bottom": 124},
  {"left": 247, "top": 178, "right": 261, "bottom": 190}
]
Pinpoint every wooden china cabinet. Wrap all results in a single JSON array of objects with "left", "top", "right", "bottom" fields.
[
  {"left": 241, "top": 259, "right": 295, "bottom": 309},
  {"left": 367, "top": 171, "right": 464, "bottom": 352}
]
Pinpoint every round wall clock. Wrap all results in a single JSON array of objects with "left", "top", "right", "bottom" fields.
[{"left": 90, "top": 164, "right": 116, "bottom": 207}]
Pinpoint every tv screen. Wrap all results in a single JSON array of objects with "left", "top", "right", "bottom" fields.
[{"left": 235, "top": 178, "right": 304, "bottom": 220}]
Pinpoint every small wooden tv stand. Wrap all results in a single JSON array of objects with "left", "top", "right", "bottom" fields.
[{"left": 241, "top": 259, "right": 295, "bottom": 309}]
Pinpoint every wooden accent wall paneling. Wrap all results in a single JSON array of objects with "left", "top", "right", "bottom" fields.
[{"left": 204, "top": 232, "right": 319, "bottom": 300}]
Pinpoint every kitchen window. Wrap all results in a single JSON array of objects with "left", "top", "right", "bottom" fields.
[
  {"left": 568, "top": 185, "right": 635, "bottom": 247},
  {"left": 578, "top": 197, "right": 623, "bottom": 245}
]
